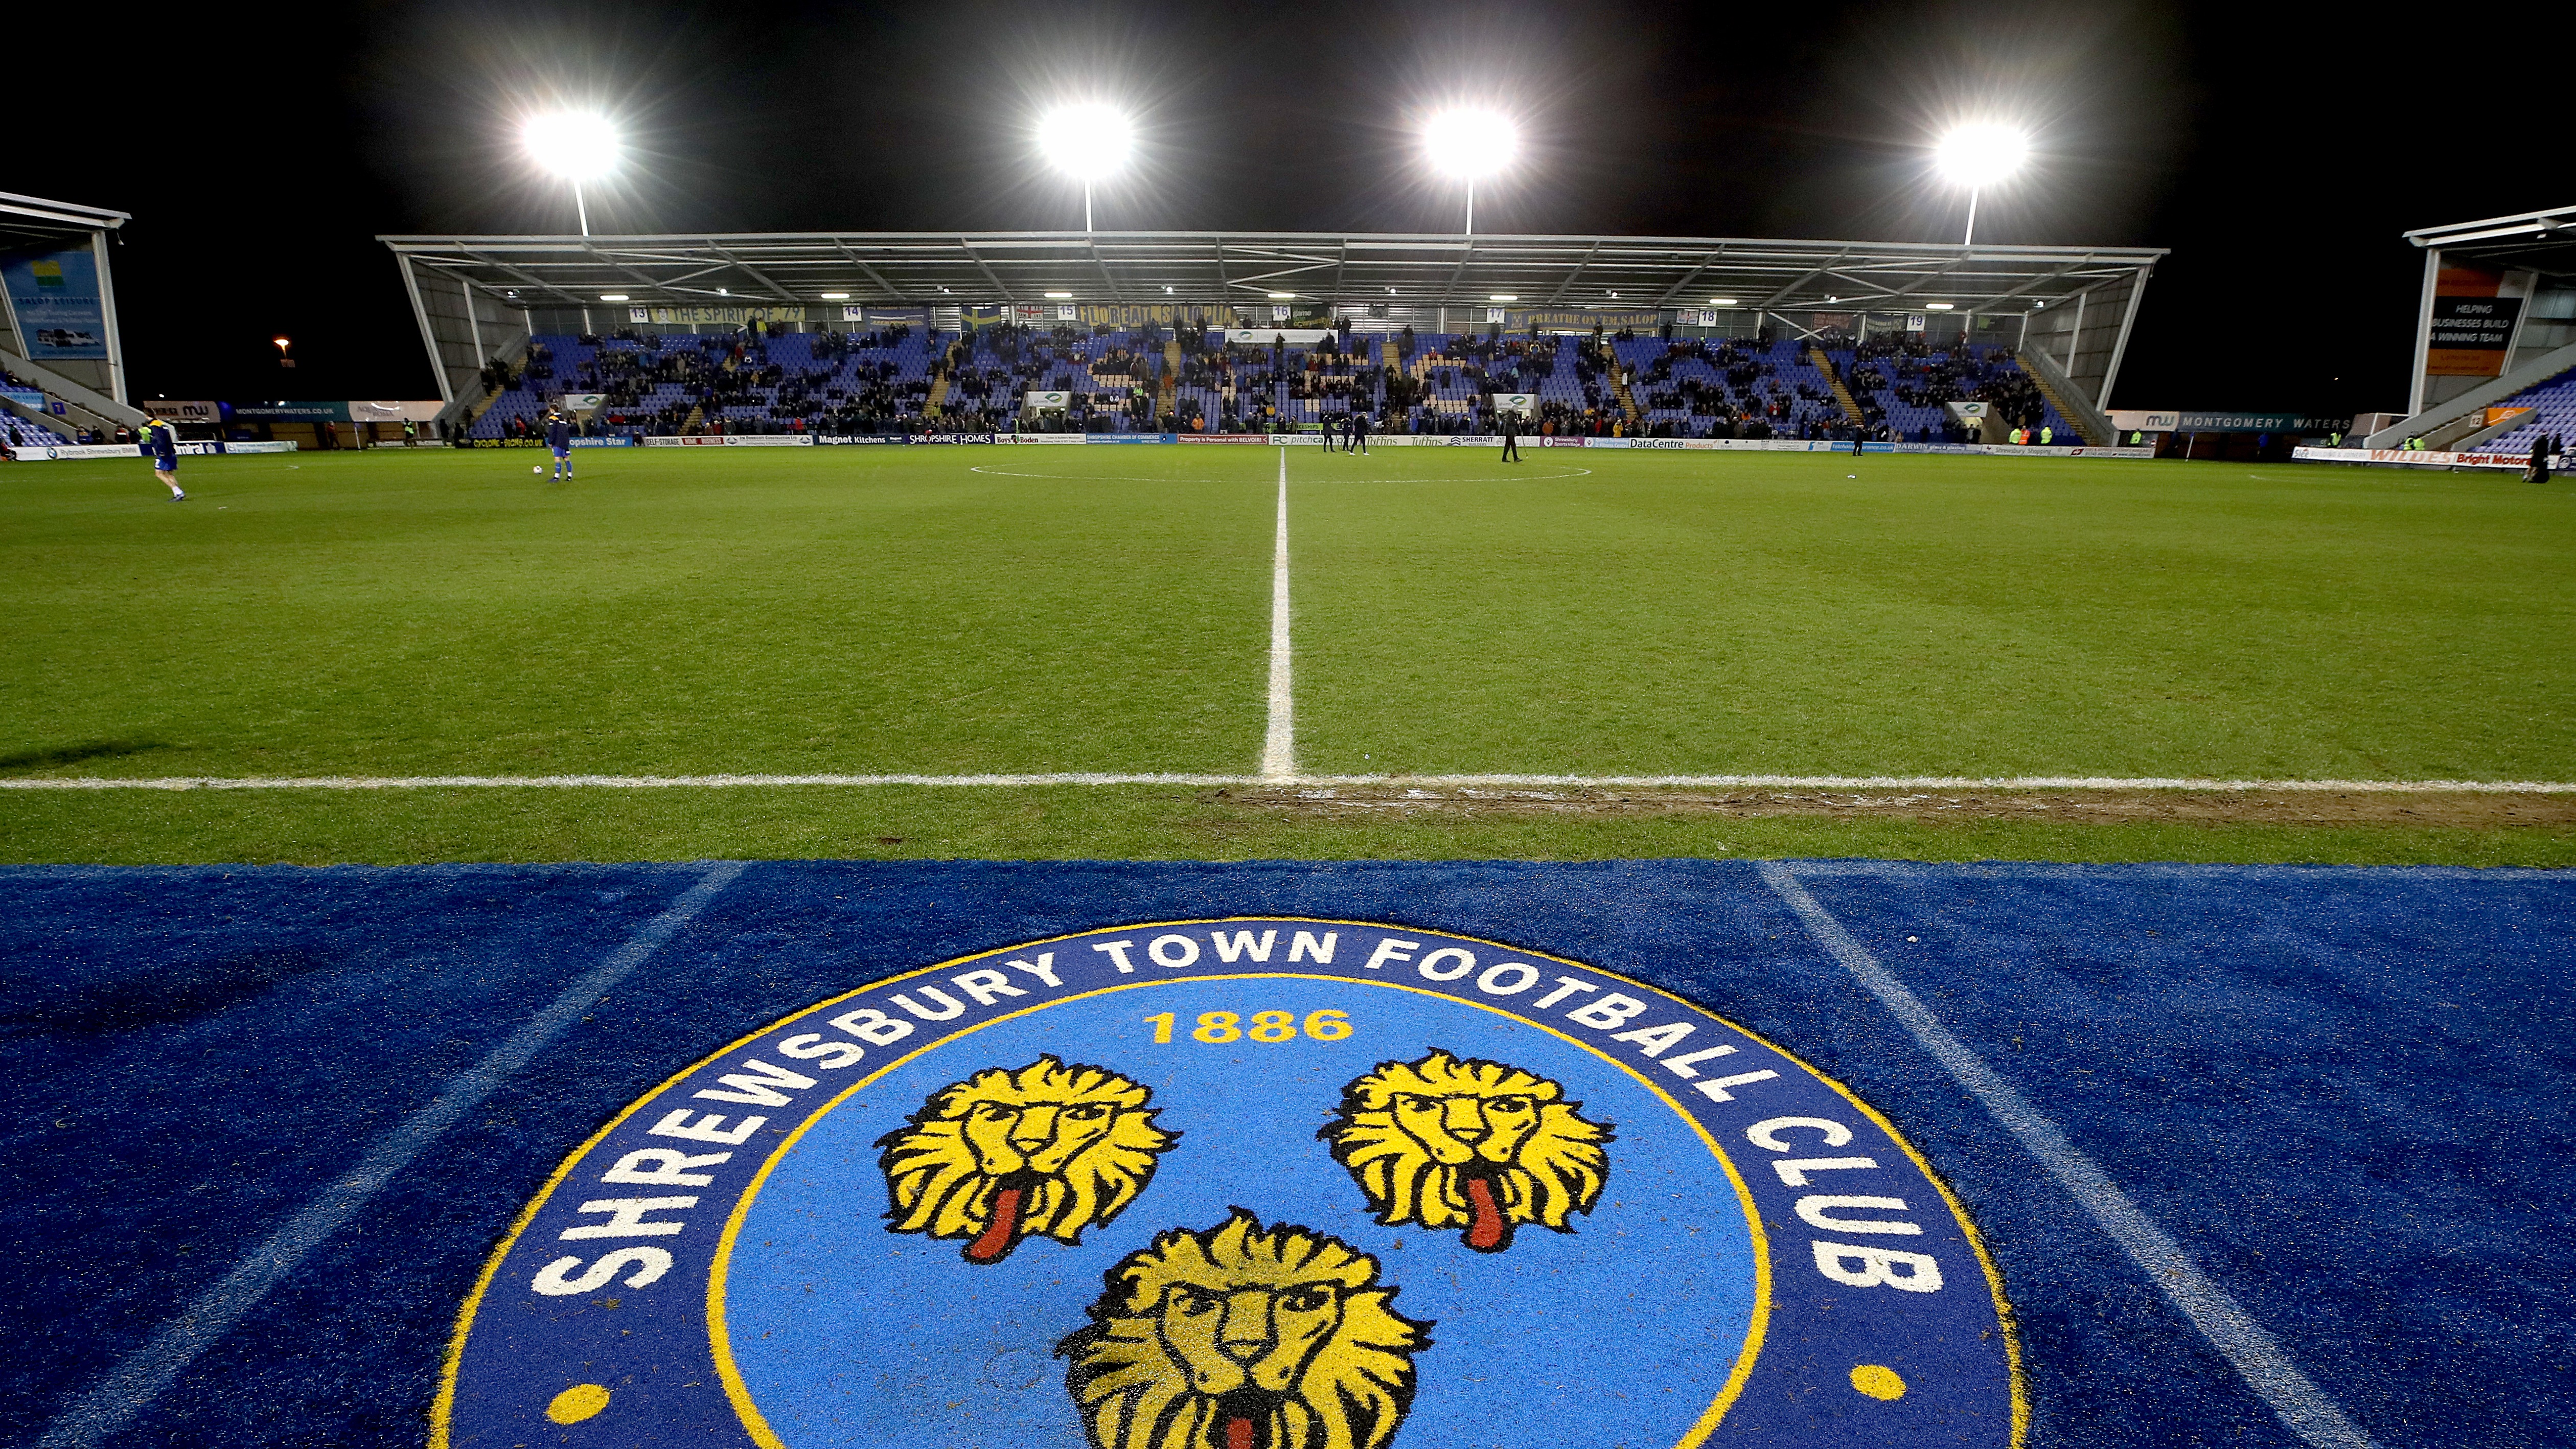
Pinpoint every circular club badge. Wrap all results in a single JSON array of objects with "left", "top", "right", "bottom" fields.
[{"left": 437, "top": 920, "right": 2022, "bottom": 1449}]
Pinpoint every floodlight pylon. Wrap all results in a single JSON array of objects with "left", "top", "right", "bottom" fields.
[
  {"left": 522, "top": 113, "right": 620, "bottom": 237},
  {"left": 1038, "top": 104, "right": 1134, "bottom": 232},
  {"left": 1934, "top": 124, "right": 2028, "bottom": 247},
  {"left": 1424, "top": 110, "right": 1517, "bottom": 236}
]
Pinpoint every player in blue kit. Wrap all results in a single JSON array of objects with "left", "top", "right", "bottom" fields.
[
  {"left": 141, "top": 417, "right": 185, "bottom": 500},
  {"left": 544, "top": 406, "right": 574, "bottom": 481}
]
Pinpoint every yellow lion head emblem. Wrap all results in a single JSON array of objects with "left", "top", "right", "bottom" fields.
[
  {"left": 1319, "top": 1049, "right": 1612, "bottom": 1253},
  {"left": 876, "top": 1055, "right": 1178, "bottom": 1264},
  {"left": 1057, "top": 1210, "right": 1431, "bottom": 1449}
]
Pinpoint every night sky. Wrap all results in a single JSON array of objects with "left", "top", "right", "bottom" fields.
[{"left": 19, "top": 1, "right": 2556, "bottom": 414}]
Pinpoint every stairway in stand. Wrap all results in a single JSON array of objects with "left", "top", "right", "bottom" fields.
[
  {"left": 457, "top": 358, "right": 530, "bottom": 433},
  {"left": 1606, "top": 347, "right": 1644, "bottom": 428},
  {"left": 1809, "top": 346, "right": 1869, "bottom": 429},
  {"left": 1159, "top": 338, "right": 1182, "bottom": 426},
  {"left": 923, "top": 339, "right": 967, "bottom": 421},
  {"left": 2012, "top": 356, "right": 2109, "bottom": 444},
  {"left": 459, "top": 386, "right": 503, "bottom": 432}
]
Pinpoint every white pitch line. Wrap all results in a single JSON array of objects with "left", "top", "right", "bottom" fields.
[
  {"left": 1260, "top": 447, "right": 1295, "bottom": 781},
  {"left": 34, "top": 861, "right": 746, "bottom": 1449},
  {"left": 1758, "top": 862, "right": 2381, "bottom": 1449},
  {"left": 4, "top": 772, "right": 2569, "bottom": 792}
]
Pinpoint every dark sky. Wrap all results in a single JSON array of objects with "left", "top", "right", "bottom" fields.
[{"left": 17, "top": 1, "right": 2558, "bottom": 414}]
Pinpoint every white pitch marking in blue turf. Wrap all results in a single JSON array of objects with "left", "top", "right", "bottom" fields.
[
  {"left": 1261, "top": 446, "right": 1296, "bottom": 781},
  {"left": 1757, "top": 861, "right": 2383, "bottom": 1449},
  {"left": 33, "top": 860, "right": 749, "bottom": 1449}
]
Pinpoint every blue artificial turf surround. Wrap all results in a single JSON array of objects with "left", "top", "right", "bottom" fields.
[{"left": 4, "top": 859, "right": 2568, "bottom": 1448}]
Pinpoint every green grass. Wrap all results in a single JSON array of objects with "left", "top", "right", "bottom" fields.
[
  {"left": 4, "top": 445, "right": 2570, "bottom": 865},
  {"left": 1293, "top": 451, "right": 2576, "bottom": 778},
  {"left": 3, "top": 445, "right": 1274, "bottom": 777}
]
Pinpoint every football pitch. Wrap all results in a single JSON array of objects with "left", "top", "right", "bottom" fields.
[{"left": 3, "top": 443, "right": 2571, "bottom": 865}]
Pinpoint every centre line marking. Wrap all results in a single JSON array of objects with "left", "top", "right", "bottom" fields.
[
  {"left": 1260, "top": 447, "right": 1295, "bottom": 781},
  {"left": 1758, "top": 861, "right": 2381, "bottom": 1449}
]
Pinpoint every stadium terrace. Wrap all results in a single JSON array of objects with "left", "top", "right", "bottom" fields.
[{"left": 382, "top": 229, "right": 2162, "bottom": 446}]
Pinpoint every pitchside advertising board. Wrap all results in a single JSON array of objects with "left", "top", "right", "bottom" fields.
[
  {"left": 463, "top": 437, "right": 637, "bottom": 449},
  {"left": 2292, "top": 445, "right": 2537, "bottom": 471},
  {"left": 431, "top": 433, "right": 2151, "bottom": 456},
  {"left": 1004, "top": 435, "right": 2151, "bottom": 457},
  {"left": 438, "top": 920, "right": 2020, "bottom": 1449},
  {"left": 627, "top": 435, "right": 1013, "bottom": 447},
  {"left": 3, "top": 440, "right": 297, "bottom": 461},
  {"left": 11, "top": 432, "right": 2128, "bottom": 463}
]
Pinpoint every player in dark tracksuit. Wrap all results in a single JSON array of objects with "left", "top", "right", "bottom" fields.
[
  {"left": 545, "top": 408, "right": 574, "bottom": 482},
  {"left": 142, "top": 417, "right": 185, "bottom": 500},
  {"left": 1500, "top": 408, "right": 1521, "bottom": 463},
  {"left": 1348, "top": 408, "right": 1369, "bottom": 455}
]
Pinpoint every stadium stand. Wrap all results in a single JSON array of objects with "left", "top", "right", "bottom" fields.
[
  {"left": 2, "top": 415, "right": 59, "bottom": 448},
  {"left": 2459, "top": 365, "right": 2576, "bottom": 455},
  {"left": 1, "top": 361, "right": 75, "bottom": 447},
  {"left": 391, "top": 231, "right": 2163, "bottom": 440},
  {"left": 456, "top": 318, "right": 2081, "bottom": 443},
  {"left": 1820, "top": 338, "right": 2071, "bottom": 443}
]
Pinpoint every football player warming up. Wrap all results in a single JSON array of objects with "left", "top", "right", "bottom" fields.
[
  {"left": 544, "top": 406, "right": 576, "bottom": 481},
  {"left": 142, "top": 417, "right": 185, "bottom": 500}
]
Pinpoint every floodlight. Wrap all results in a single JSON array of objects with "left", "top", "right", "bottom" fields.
[
  {"left": 523, "top": 112, "right": 620, "bottom": 181},
  {"left": 1424, "top": 110, "right": 1515, "bottom": 179},
  {"left": 1489, "top": 294, "right": 1517, "bottom": 302},
  {"left": 820, "top": 292, "right": 849, "bottom": 300},
  {"left": 1934, "top": 124, "right": 2026, "bottom": 187},
  {"left": 599, "top": 293, "right": 629, "bottom": 301},
  {"left": 1045, "top": 291, "right": 1074, "bottom": 299},
  {"left": 521, "top": 112, "right": 619, "bottom": 237},
  {"left": 1423, "top": 109, "right": 1519, "bottom": 237},
  {"left": 1709, "top": 297, "right": 1738, "bottom": 306},
  {"left": 1934, "top": 124, "right": 2028, "bottom": 245},
  {"left": 1268, "top": 292, "right": 1295, "bottom": 300},
  {"left": 1037, "top": 103, "right": 1133, "bottom": 231},
  {"left": 1038, "top": 103, "right": 1132, "bottom": 179},
  {"left": 1925, "top": 302, "right": 1954, "bottom": 311}
]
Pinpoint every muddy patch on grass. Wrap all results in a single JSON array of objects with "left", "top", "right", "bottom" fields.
[{"left": 1206, "top": 785, "right": 2576, "bottom": 828}]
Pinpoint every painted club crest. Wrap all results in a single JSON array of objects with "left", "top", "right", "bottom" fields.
[
  {"left": 1059, "top": 1210, "right": 1431, "bottom": 1449},
  {"left": 442, "top": 919, "right": 2021, "bottom": 1449},
  {"left": 1320, "top": 1050, "right": 1612, "bottom": 1252},
  {"left": 877, "top": 1054, "right": 1179, "bottom": 1263}
]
